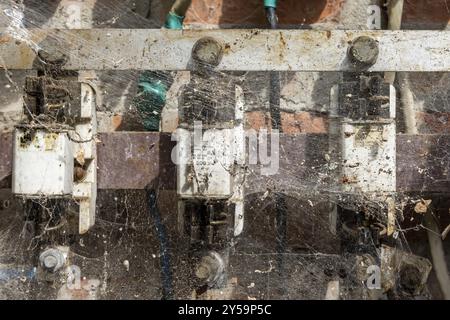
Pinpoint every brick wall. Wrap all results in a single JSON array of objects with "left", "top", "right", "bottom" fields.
[
  {"left": 181, "top": 0, "right": 449, "bottom": 29},
  {"left": 184, "top": 0, "right": 344, "bottom": 27}
]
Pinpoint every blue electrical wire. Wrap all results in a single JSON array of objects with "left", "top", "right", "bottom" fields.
[{"left": 147, "top": 188, "right": 174, "bottom": 300}]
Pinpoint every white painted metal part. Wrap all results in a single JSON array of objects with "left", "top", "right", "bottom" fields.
[
  {"left": 176, "top": 127, "right": 235, "bottom": 198},
  {"left": 74, "top": 74, "right": 97, "bottom": 234},
  {"left": 1, "top": 29, "right": 450, "bottom": 72},
  {"left": 12, "top": 129, "right": 74, "bottom": 197},
  {"left": 176, "top": 86, "right": 245, "bottom": 199},
  {"left": 176, "top": 85, "right": 245, "bottom": 236},
  {"left": 329, "top": 84, "right": 397, "bottom": 235},
  {"left": 334, "top": 85, "right": 396, "bottom": 194},
  {"left": 11, "top": 73, "right": 97, "bottom": 234}
]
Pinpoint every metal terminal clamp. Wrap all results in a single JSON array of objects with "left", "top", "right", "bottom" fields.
[{"left": 12, "top": 53, "right": 97, "bottom": 235}]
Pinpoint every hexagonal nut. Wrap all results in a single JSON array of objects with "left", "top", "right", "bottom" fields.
[{"left": 39, "top": 248, "right": 66, "bottom": 273}]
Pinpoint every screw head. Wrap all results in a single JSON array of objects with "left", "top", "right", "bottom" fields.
[
  {"left": 194, "top": 252, "right": 224, "bottom": 285},
  {"left": 39, "top": 248, "right": 65, "bottom": 272},
  {"left": 74, "top": 165, "right": 87, "bottom": 182},
  {"left": 192, "top": 37, "right": 223, "bottom": 67},
  {"left": 43, "top": 255, "right": 58, "bottom": 269},
  {"left": 348, "top": 36, "right": 379, "bottom": 68},
  {"left": 195, "top": 264, "right": 211, "bottom": 280}
]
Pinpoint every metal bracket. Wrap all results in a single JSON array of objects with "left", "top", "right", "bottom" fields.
[
  {"left": 73, "top": 71, "right": 97, "bottom": 234},
  {"left": 11, "top": 68, "right": 97, "bottom": 234},
  {"left": 1, "top": 29, "right": 450, "bottom": 72}
]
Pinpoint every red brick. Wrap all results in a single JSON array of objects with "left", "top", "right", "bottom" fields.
[
  {"left": 184, "top": 0, "right": 344, "bottom": 27},
  {"left": 417, "top": 112, "right": 450, "bottom": 134},
  {"left": 281, "top": 112, "right": 328, "bottom": 133},
  {"left": 245, "top": 111, "right": 270, "bottom": 130},
  {"left": 404, "top": 1, "right": 450, "bottom": 28}
]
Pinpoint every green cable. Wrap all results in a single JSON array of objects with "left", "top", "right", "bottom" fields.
[
  {"left": 135, "top": 72, "right": 170, "bottom": 131},
  {"left": 136, "top": 9, "right": 185, "bottom": 131},
  {"left": 264, "top": 0, "right": 277, "bottom": 8},
  {"left": 164, "top": 11, "right": 184, "bottom": 30},
  {"left": 136, "top": 3, "right": 190, "bottom": 131}
]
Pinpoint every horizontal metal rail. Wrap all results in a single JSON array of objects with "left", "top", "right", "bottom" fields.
[{"left": 0, "top": 29, "right": 449, "bottom": 71}]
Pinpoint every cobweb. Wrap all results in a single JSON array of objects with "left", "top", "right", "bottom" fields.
[{"left": 0, "top": 0, "right": 449, "bottom": 300}]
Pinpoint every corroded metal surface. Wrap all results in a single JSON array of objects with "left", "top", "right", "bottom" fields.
[
  {"left": 96, "top": 132, "right": 160, "bottom": 190},
  {"left": 1, "top": 29, "right": 450, "bottom": 71},
  {"left": 0, "top": 134, "right": 12, "bottom": 183},
  {"left": 96, "top": 132, "right": 176, "bottom": 190}
]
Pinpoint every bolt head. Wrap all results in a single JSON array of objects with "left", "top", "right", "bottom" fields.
[
  {"left": 192, "top": 37, "right": 223, "bottom": 67},
  {"left": 348, "top": 36, "right": 379, "bottom": 68},
  {"left": 195, "top": 264, "right": 211, "bottom": 280},
  {"left": 39, "top": 248, "right": 65, "bottom": 272},
  {"left": 74, "top": 166, "right": 86, "bottom": 182},
  {"left": 43, "top": 255, "right": 58, "bottom": 269}
]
